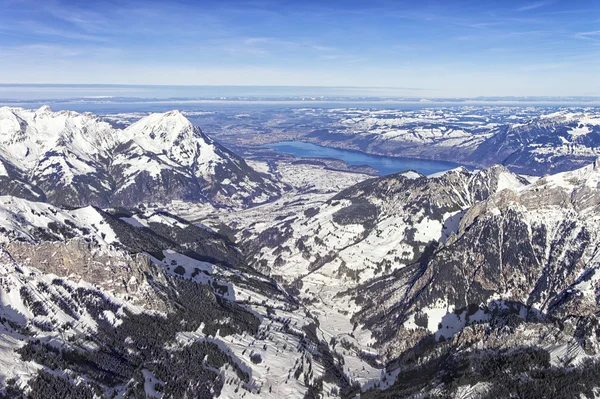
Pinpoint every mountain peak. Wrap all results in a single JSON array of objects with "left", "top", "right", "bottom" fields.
[
  {"left": 125, "top": 110, "right": 194, "bottom": 138},
  {"left": 122, "top": 110, "right": 193, "bottom": 145},
  {"left": 163, "top": 109, "right": 184, "bottom": 117},
  {"left": 36, "top": 105, "right": 52, "bottom": 114},
  {"left": 151, "top": 109, "right": 189, "bottom": 124}
]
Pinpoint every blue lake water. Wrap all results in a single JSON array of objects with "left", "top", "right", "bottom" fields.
[{"left": 265, "top": 141, "right": 467, "bottom": 176}]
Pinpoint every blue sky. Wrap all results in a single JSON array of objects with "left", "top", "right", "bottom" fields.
[{"left": 0, "top": 0, "right": 598, "bottom": 97}]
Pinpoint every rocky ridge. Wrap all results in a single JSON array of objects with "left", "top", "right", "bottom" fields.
[{"left": 0, "top": 106, "right": 284, "bottom": 208}]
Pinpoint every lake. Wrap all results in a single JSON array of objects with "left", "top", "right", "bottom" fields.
[{"left": 264, "top": 141, "right": 467, "bottom": 176}]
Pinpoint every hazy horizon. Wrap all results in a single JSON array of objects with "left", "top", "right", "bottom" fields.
[{"left": 0, "top": 83, "right": 599, "bottom": 102}]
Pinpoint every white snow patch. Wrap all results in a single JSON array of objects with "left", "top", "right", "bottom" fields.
[
  {"left": 568, "top": 125, "right": 591, "bottom": 137},
  {"left": 413, "top": 217, "right": 443, "bottom": 242},
  {"left": 400, "top": 171, "right": 421, "bottom": 179},
  {"left": 496, "top": 172, "right": 526, "bottom": 192}
]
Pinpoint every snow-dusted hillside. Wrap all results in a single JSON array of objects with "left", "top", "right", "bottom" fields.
[
  {"left": 4, "top": 104, "right": 600, "bottom": 398},
  {"left": 4, "top": 156, "right": 600, "bottom": 398},
  {"left": 348, "top": 160, "right": 600, "bottom": 396},
  {"left": 195, "top": 159, "right": 600, "bottom": 398},
  {"left": 0, "top": 106, "right": 284, "bottom": 208},
  {"left": 0, "top": 194, "right": 369, "bottom": 398},
  {"left": 231, "top": 165, "right": 526, "bottom": 293}
]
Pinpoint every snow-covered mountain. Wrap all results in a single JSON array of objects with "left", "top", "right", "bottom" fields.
[
  {"left": 0, "top": 194, "right": 367, "bottom": 398},
  {"left": 348, "top": 161, "right": 600, "bottom": 396},
  {"left": 208, "top": 160, "right": 600, "bottom": 398},
  {"left": 3, "top": 156, "right": 600, "bottom": 397},
  {"left": 238, "top": 165, "right": 527, "bottom": 290},
  {"left": 0, "top": 106, "right": 283, "bottom": 208},
  {"left": 467, "top": 111, "right": 600, "bottom": 174},
  {"left": 4, "top": 104, "right": 600, "bottom": 398},
  {"left": 0, "top": 106, "right": 115, "bottom": 206}
]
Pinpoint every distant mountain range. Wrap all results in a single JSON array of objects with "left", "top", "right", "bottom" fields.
[{"left": 304, "top": 108, "right": 600, "bottom": 175}]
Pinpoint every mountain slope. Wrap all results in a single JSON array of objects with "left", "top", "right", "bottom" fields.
[
  {"left": 341, "top": 161, "right": 600, "bottom": 397},
  {"left": 112, "top": 110, "right": 283, "bottom": 207},
  {"left": 0, "top": 195, "right": 360, "bottom": 398},
  {"left": 210, "top": 160, "right": 600, "bottom": 397},
  {"left": 0, "top": 106, "right": 117, "bottom": 207},
  {"left": 0, "top": 106, "right": 284, "bottom": 208},
  {"left": 240, "top": 165, "right": 527, "bottom": 289},
  {"left": 467, "top": 111, "right": 600, "bottom": 174},
  {"left": 4, "top": 156, "right": 600, "bottom": 398},
  {"left": 0, "top": 158, "right": 45, "bottom": 202}
]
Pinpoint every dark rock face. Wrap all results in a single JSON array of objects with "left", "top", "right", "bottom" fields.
[
  {"left": 32, "top": 150, "right": 115, "bottom": 208},
  {"left": 0, "top": 159, "right": 46, "bottom": 201},
  {"left": 349, "top": 163, "right": 600, "bottom": 361}
]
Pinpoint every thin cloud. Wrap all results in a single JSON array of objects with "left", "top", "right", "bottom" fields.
[
  {"left": 520, "top": 62, "right": 569, "bottom": 71},
  {"left": 0, "top": 44, "right": 82, "bottom": 58},
  {"left": 15, "top": 21, "right": 109, "bottom": 42},
  {"left": 42, "top": 3, "right": 108, "bottom": 32},
  {"left": 574, "top": 30, "right": 600, "bottom": 41},
  {"left": 310, "top": 45, "right": 337, "bottom": 52},
  {"left": 320, "top": 54, "right": 367, "bottom": 63},
  {"left": 208, "top": 36, "right": 340, "bottom": 59},
  {"left": 516, "top": 1, "right": 553, "bottom": 12}
]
